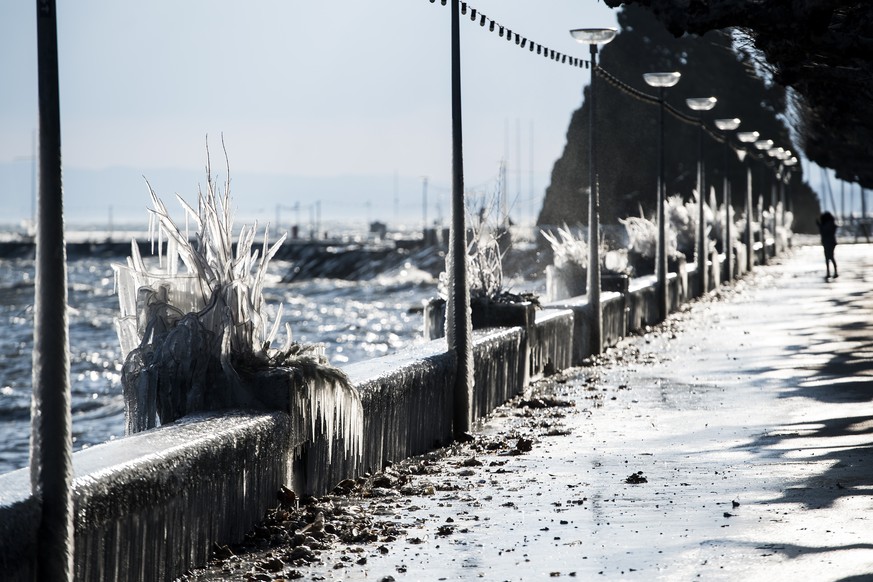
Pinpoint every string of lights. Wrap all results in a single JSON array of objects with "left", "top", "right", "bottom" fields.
[
  {"left": 428, "top": 0, "right": 592, "bottom": 69},
  {"left": 431, "top": 0, "right": 755, "bottom": 149},
  {"left": 596, "top": 66, "right": 730, "bottom": 144}
]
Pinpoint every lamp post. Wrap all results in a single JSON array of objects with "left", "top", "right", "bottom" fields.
[
  {"left": 686, "top": 96, "right": 717, "bottom": 293},
  {"left": 449, "top": 0, "right": 472, "bottom": 437},
  {"left": 783, "top": 157, "right": 798, "bottom": 241},
  {"left": 643, "top": 71, "right": 681, "bottom": 321},
  {"left": 754, "top": 139, "right": 773, "bottom": 263},
  {"left": 767, "top": 147, "right": 786, "bottom": 254},
  {"left": 34, "top": 0, "right": 74, "bottom": 578},
  {"left": 570, "top": 27, "right": 616, "bottom": 355},
  {"left": 736, "top": 131, "right": 759, "bottom": 271},
  {"left": 714, "top": 118, "right": 740, "bottom": 280},
  {"left": 776, "top": 151, "right": 795, "bottom": 248}
]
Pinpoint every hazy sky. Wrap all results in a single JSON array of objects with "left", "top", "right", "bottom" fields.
[{"left": 0, "top": 0, "right": 620, "bottom": 228}]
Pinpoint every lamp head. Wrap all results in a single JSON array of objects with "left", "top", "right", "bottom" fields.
[
  {"left": 570, "top": 28, "right": 617, "bottom": 45},
  {"left": 715, "top": 118, "right": 741, "bottom": 131},
  {"left": 737, "top": 131, "right": 760, "bottom": 143},
  {"left": 643, "top": 72, "right": 681, "bottom": 88},
  {"left": 754, "top": 139, "right": 774, "bottom": 151},
  {"left": 686, "top": 97, "right": 717, "bottom": 111}
]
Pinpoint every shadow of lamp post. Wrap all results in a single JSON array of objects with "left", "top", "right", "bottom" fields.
[
  {"left": 643, "top": 71, "right": 681, "bottom": 321},
  {"left": 570, "top": 27, "right": 616, "bottom": 354},
  {"left": 736, "top": 131, "right": 759, "bottom": 271},
  {"left": 714, "top": 118, "right": 741, "bottom": 281},
  {"left": 686, "top": 96, "right": 718, "bottom": 292}
]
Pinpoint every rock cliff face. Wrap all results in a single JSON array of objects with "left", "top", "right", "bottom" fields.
[
  {"left": 537, "top": 6, "right": 821, "bottom": 233},
  {"left": 603, "top": 0, "right": 873, "bottom": 187}
]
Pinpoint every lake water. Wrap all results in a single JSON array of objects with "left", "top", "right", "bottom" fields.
[{"left": 0, "top": 255, "right": 438, "bottom": 474}]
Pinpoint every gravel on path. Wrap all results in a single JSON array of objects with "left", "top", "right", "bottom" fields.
[{"left": 182, "top": 243, "right": 873, "bottom": 582}]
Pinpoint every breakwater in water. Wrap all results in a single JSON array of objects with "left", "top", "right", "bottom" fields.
[
  {"left": 0, "top": 237, "right": 442, "bottom": 275},
  {"left": 0, "top": 244, "right": 770, "bottom": 582}
]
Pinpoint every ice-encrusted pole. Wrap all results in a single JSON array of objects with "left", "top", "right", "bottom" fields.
[
  {"left": 447, "top": 0, "right": 473, "bottom": 437},
  {"left": 31, "top": 0, "right": 74, "bottom": 579}
]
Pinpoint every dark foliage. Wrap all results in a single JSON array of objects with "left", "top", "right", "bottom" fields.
[
  {"left": 604, "top": 0, "right": 873, "bottom": 188},
  {"left": 538, "top": 6, "right": 821, "bottom": 233}
]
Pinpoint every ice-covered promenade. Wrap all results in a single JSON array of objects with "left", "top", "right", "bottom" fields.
[
  {"left": 192, "top": 242, "right": 873, "bottom": 581},
  {"left": 4, "top": 242, "right": 873, "bottom": 581}
]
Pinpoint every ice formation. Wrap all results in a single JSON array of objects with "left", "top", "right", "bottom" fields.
[{"left": 113, "top": 160, "right": 362, "bottom": 460}]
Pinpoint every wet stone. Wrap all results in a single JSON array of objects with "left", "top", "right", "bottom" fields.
[{"left": 625, "top": 471, "right": 648, "bottom": 484}]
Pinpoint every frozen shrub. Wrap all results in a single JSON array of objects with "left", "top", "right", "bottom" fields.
[{"left": 114, "top": 146, "right": 361, "bottom": 460}]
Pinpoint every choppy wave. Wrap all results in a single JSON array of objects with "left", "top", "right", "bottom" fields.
[{"left": 0, "top": 256, "right": 438, "bottom": 473}]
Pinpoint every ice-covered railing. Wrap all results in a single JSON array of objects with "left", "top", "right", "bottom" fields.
[{"left": 112, "top": 150, "right": 362, "bottom": 461}]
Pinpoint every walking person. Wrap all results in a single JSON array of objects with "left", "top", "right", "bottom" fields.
[{"left": 817, "top": 211, "right": 838, "bottom": 279}]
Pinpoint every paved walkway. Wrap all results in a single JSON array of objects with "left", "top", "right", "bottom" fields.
[{"left": 195, "top": 243, "right": 873, "bottom": 581}]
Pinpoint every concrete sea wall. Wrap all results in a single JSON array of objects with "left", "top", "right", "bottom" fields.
[{"left": 0, "top": 262, "right": 748, "bottom": 581}]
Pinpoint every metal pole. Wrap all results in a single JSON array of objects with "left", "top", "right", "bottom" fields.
[
  {"left": 587, "top": 44, "right": 602, "bottom": 354},
  {"left": 529, "top": 121, "right": 535, "bottom": 227},
  {"left": 32, "top": 0, "right": 73, "bottom": 579},
  {"left": 723, "top": 140, "right": 732, "bottom": 281},
  {"left": 656, "top": 87, "right": 668, "bottom": 321},
  {"left": 449, "top": 0, "right": 472, "bottom": 437},
  {"left": 422, "top": 176, "right": 428, "bottom": 232},
  {"left": 696, "top": 120, "right": 707, "bottom": 293},
  {"left": 516, "top": 118, "right": 522, "bottom": 226},
  {"left": 840, "top": 179, "right": 845, "bottom": 223},
  {"left": 745, "top": 160, "right": 753, "bottom": 272},
  {"left": 753, "top": 164, "right": 769, "bottom": 265},
  {"left": 771, "top": 175, "right": 778, "bottom": 255}
]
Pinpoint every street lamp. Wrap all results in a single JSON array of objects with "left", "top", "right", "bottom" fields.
[
  {"left": 737, "top": 131, "right": 759, "bottom": 271},
  {"left": 714, "top": 117, "right": 741, "bottom": 280},
  {"left": 570, "top": 27, "right": 617, "bottom": 355},
  {"left": 767, "top": 148, "right": 789, "bottom": 252},
  {"left": 754, "top": 139, "right": 774, "bottom": 151},
  {"left": 783, "top": 157, "right": 798, "bottom": 219},
  {"left": 570, "top": 29, "right": 617, "bottom": 353},
  {"left": 771, "top": 148, "right": 794, "bottom": 252},
  {"left": 753, "top": 139, "right": 773, "bottom": 262},
  {"left": 686, "top": 96, "right": 717, "bottom": 292},
  {"left": 643, "top": 71, "right": 681, "bottom": 321}
]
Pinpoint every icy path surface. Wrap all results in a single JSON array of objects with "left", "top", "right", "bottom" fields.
[{"left": 188, "top": 243, "right": 873, "bottom": 581}]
